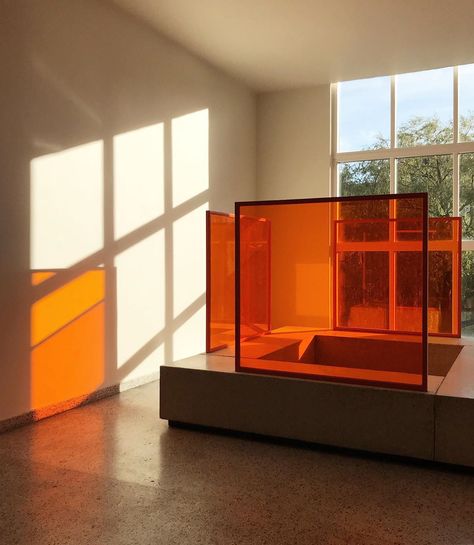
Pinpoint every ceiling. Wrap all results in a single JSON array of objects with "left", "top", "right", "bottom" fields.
[{"left": 109, "top": 0, "right": 474, "bottom": 92}]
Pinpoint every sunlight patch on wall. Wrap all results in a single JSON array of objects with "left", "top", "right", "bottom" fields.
[
  {"left": 115, "top": 231, "right": 165, "bottom": 379},
  {"left": 173, "top": 306, "right": 206, "bottom": 361},
  {"left": 171, "top": 109, "right": 209, "bottom": 207},
  {"left": 114, "top": 123, "right": 165, "bottom": 239},
  {"left": 30, "top": 141, "right": 103, "bottom": 268},
  {"left": 173, "top": 203, "right": 208, "bottom": 319}
]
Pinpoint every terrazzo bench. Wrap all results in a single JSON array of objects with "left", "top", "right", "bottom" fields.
[
  {"left": 435, "top": 345, "right": 474, "bottom": 467},
  {"left": 160, "top": 350, "right": 474, "bottom": 467}
]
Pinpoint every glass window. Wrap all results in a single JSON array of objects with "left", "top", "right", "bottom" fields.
[
  {"left": 335, "top": 65, "right": 474, "bottom": 338},
  {"left": 338, "top": 77, "right": 390, "bottom": 152},
  {"left": 339, "top": 160, "right": 390, "bottom": 196},
  {"left": 462, "top": 251, "right": 474, "bottom": 336},
  {"left": 459, "top": 64, "right": 474, "bottom": 142},
  {"left": 460, "top": 153, "right": 474, "bottom": 239},
  {"left": 397, "top": 67, "right": 453, "bottom": 147},
  {"left": 397, "top": 155, "right": 452, "bottom": 217}
]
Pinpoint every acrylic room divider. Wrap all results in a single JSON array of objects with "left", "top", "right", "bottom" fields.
[
  {"left": 206, "top": 194, "right": 466, "bottom": 391},
  {"left": 334, "top": 213, "right": 461, "bottom": 337},
  {"left": 206, "top": 211, "right": 235, "bottom": 353},
  {"left": 235, "top": 194, "right": 429, "bottom": 391},
  {"left": 206, "top": 211, "right": 271, "bottom": 354}
]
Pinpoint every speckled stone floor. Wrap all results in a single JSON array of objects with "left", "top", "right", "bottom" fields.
[{"left": 0, "top": 381, "right": 473, "bottom": 545}]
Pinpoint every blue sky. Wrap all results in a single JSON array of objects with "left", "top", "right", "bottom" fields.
[{"left": 339, "top": 64, "right": 474, "bottom": 152}]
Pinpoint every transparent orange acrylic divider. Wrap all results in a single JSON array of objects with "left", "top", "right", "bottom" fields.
[
  {"left": 206, "top": 212, "right": 236, "bottom": 352},
  {"left": 236, "top": 195, "right": 428, "bottom": 391},
  {"left": 428, "top": 218, "right": 461, "bottom": 337},
  {"left": 335, "top": 214, "right": 461, "bottom": 337},
  {"left": 206, "top": 211, "right": 271, "bottom": 354}
]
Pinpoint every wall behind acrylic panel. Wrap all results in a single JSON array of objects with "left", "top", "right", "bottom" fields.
[
  {"left": 256, "top": 86, "right": 331, "bottom": 200},
  {"left": 0, "top": 0, "right": 256, "bottom": 422}
]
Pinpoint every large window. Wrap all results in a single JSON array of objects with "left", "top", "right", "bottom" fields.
[{"left": 332, "top": 64, "right": 474, "bottom": 335}]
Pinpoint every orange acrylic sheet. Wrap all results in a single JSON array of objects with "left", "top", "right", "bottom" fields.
[
  {"left": 206, "top": 211, "right": 236, "bottom": 353},
  {"left": 236, "top": 195, "right": 428, "bottom": 392},
  {"left": 206, "top": 211, "right": 271, "bottom": 353},
  {"left": 335, "top": 213, "right": 461, "bottom": 337}
]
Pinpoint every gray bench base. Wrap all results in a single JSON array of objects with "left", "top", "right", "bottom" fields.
[{"left": 160, "top": 354, "right": 474, "bottom": 467}]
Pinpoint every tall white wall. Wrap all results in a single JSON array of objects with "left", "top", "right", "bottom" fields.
[
  {"left": 257, "top": 86, "right": 331, "bottom": 200},
  {"left": 0, "top": 0, "right": 256, "bottom": 421}
]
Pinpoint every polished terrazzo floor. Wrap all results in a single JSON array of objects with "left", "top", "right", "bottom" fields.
[{"left": 0, "top": 381, "right": 473, "bottom": 545}]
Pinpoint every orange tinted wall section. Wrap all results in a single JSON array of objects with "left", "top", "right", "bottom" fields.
[{"left": 31, "top": 269, "right": 106, "bottom": 410}]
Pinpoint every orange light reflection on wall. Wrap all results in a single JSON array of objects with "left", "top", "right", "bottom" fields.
[{"left": 31, "top": 270, "right": 105, "bottom": 409}]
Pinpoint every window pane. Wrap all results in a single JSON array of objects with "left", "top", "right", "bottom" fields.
[
  {"left": 338, "top": 77, "right": 390, "bottom": 152},
  {"left": 459, "top": 64, "right": 474, "bottom": 142},
  {"left": 462, "top": 251, "right": 474, "bottom": 336},
  {"left": 397, "top": 155, "right": 452, "bottom": 217},
  {"left": 460, "top": 153, "right": 474, "bottom": 239},
  {"left": 339, "top": 160, "right": 390, "bottom": 196},
  {"left": 397, "top": 67, "right": 453, "bottom": 147}
]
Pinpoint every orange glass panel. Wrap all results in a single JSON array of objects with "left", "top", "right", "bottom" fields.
[
  {"left": 206, "top": 212, "right": 235, "bottom": 352},
  {"left": 395, "top": 217, "right": 461, "bottom": 336},
  {"left": 236, "top": 195, "right": 428, "bottom": 391},
  {"left": 428, "top": 218, "right": 461, "bottom": 337},
  {"left": 336, "top": 210, "right": 461, "bottom": 337},
  {"left": 240, "top": 215, "right": 271, "bottom": 339},
  {"left": 337, "top": 251, "right": 389, "bottom": 329}
]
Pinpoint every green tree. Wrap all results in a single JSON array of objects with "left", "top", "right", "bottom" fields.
[
  {"left": 460, "top": 152, "right": 474, "bottom": 239},
  {"left": 339, "top": 159, "right": 389, "bottom": 196}
]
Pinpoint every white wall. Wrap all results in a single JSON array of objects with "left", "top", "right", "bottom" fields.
[
  {"left": 257, "top": 86, "right": 331, "bottom": 200},
  {"left": 0, "top": 0, "right": 256, "bottom": 421}
]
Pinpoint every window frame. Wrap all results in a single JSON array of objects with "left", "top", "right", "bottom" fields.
[{"left": 331, "top": 67, "right": 474, "bottom": 251}]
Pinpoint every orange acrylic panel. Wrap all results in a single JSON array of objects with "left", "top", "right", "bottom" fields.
[
  {"left": 335, "top": 204, "right": 461, "bottom": 338},
  {"left": 239, "top": 215, "right": 271, "bottom": 340},
  {"left": 206, "top": 211, "right": 271, "bottom": 354},
  {"left": 335, "top": 199, "right": 391, "bottom": 331},
  {"left": 206, "top": 211, "right": 235, "bottom": 352},
  {"left": 428, "top": 218, "right": 461, "bottom": 337},
  {"left": 395, "top": 215, "right": 461, "bottom": 336},
  {"left": 236, "top": 195, "right": 428, "bottom": 392}
]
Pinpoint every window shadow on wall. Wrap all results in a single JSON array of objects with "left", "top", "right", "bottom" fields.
[{"left": 29, "top": 109, "right": 209, "bottom": 416}]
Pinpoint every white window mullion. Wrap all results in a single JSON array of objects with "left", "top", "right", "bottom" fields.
[
  {"left": 331, "top": 83, "right": 339, "bottom": 196},
  {"left": 453, "top": 67, "right": 460, "bottom": 217},
  {"left": 454, "top": 153, "right": 460, "bottom": 217},
  {"left": 335, "top": 141, "right": 474, "bottom": 165},
  {"left": 462, "top": 240, "right": 474, "bottom": 251},
  {"left": 390, "top": 75, "right": 397, "bottom": 193},
  {"left": 454, "top": 66, "right": 459, "bottom": 145},
  {"left": 390, "top": 157, "right": 396, "bottom": 194}
]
